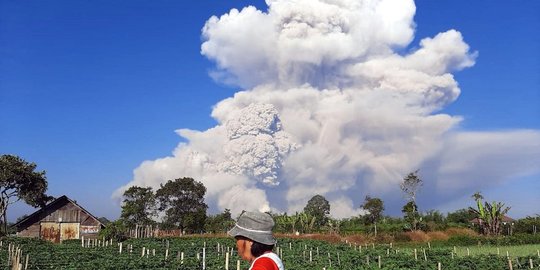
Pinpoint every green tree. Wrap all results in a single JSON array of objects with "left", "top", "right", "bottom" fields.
[
  {"left": 120, "top": 186, "right": 157, "bottom": 228},
  {"left": 423, "top": 210, "right": 444, "bottom": 223},
  {"left": 360, "top": 195, "right": 384, "bottom": 235},
  {"left": 422, "top": 209, "right": 446, "bottom": 231},
  {"left": 514, "top": 216, "right": 540, "bottom": 234},
  {"left": 156, "top": 177, "right": 208, "bottom": 233},
  {"left": 0, "top": 155, "right": 52, "bottom": 234},
  {"left": 99, "top": 220, "right": 128, "bottom": 241},
  {"left": 446, "top": 208, "right": 475, "bottom": 224},
  {"left": 400, "top": 170, "right": 422, "bottom": 230},
  {"left": 303, "top": 194, "right": 330, "bottom": 228},
  {"left": 205, "top": 209, "right": 234, "bottom": 233},
  {"left": 361, "top": 196, "right": 384, "bottom": 224},
  {"left": 402, "top": 201, "right": 421, "bottom": 231}
]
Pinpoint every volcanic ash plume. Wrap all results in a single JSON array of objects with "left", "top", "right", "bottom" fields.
[
  {"left": 218, "top": 103, "right": 298, "bottom": 186},
  {"left": 115, "top": 0, "right": 540, "bottom": 217}
]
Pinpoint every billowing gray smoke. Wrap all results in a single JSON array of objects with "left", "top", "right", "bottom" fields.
[
  {"left": 115, "top": 0, "right": 540, "bottom": 217},
  {"left": 219, "top": 103, "right": 297, "bottom": 186}
]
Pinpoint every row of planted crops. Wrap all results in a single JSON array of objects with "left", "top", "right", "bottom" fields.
[{"left": 1, "top": 236, "right": 540, "bottom": 269}]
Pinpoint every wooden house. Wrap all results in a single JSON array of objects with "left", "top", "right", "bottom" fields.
[{"left": 12, "top": 195, "right": 105, "bottom": 243}]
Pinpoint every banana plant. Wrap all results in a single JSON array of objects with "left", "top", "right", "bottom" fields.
[
  {"left": 295, "top": 212, "right": 316, "bottom": 233},
  {"left": 469, "top": 192, "right": 511, "bottom": 235}
]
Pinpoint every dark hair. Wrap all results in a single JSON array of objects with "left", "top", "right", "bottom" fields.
[{"left": 250, "top": 241, "right": 274, "bottom": 257}]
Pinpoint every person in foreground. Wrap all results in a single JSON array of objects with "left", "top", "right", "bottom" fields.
[{"left": 228, "top": 211, "right": 285, "bottom": 270}]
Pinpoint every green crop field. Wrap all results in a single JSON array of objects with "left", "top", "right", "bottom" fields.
[
  {"left": 2, "top": 236, "right": 540, "bottom": 269},
  {"left": 451, "top": 244, "right": 540, "bottom": 257}
]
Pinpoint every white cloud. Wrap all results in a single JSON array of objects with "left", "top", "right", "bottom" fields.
[
  {"left": 115, "top": 0, "right": 540, "bottom": 218},
  {"left": 434, "top": 130, "right": 540, "bottom": 192}
]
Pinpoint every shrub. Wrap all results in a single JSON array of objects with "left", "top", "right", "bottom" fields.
[
  {"left": 427, "top": 231, "right": 449, "bottom": 241},
  {"left": 405, "top": 231, "right": 430, "bottom": 242},
  {"left": 373, "top": 233, "right": 394, "bottom": 243},
  {"left": 447, "top": 235, "right": 479, "bottom": 246},
  {"left": 445, "top": 227, "right": 477, "bottom": 237},
  {"left": 342, "top": 234, "right": 370, "bottom": 245},
  {"left": 394, "top": 232, "right": 412, "bottom": 242},
  {"left": 424, "top": 221, "right": 448, "bottom": 232}
]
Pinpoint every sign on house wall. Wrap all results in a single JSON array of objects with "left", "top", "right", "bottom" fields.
[
  {"left": 60, "top": 223, "right": 79, "bottom": 241},
  {"left": 41, "top": 222, "right": 60, "bottom": 243},
  {"left": 81, "top": 225, "right": 100, "bottom": 234}
]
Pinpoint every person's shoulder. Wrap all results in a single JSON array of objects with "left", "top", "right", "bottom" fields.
[{"left": 252, "top": 257, "right": 279, "bottom": 270}]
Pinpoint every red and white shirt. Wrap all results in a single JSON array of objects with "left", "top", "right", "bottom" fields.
[{"left": 249, "top": 252, "right": 285, "bottom": 270}]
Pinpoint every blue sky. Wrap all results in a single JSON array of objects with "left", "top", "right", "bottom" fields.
[{"left": 1, "top": 0, "right": 539, "bottom": 221}]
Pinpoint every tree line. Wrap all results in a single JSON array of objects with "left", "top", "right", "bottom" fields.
[{"left": 1, "top": 154, "right": 539, "bottom": 239}]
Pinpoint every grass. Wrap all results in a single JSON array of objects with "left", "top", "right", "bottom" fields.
[{"left": 453, "top": 244, "right": 540, "bottom": 257}]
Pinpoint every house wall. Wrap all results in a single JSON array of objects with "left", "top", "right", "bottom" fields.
[
  {"left": 17, "top": 223, "right": 40, "bottom": 238},
  {"left": 16, "top": 199, "right": 102, "bottom": 241}
]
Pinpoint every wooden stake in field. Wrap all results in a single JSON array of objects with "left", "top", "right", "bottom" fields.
[
  {"left": 236, "top": 260, "right": 240, "bottom": 270},
  {"left": 508, "top": 258, "right": 513, "bottom": 270},
  {"left": 225, "top": 251, "right": 229, "bottom": 270},
  {"left": 378, "top": 255, "right": 381, "bottom": 269},
  {"left": 24, "top": 254, "right": 29, "bottom": 270},
  {"left": 529, "top": 258, "right": 533, "bottom": 269},
  {"left": 438, "top": 262, "right": 441, "bottom": 270},
  {"left": 327, "top": 252, "right": 332, "bottom": 268},
  {"left": 423, "top": 248, "right": 427, "bottom": 261},
  {"left": 414, "top": 249, "right": 418, "bottom": 261},
  {"left": 203, "top": 247, "right": 206, "bottom": 270}
]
